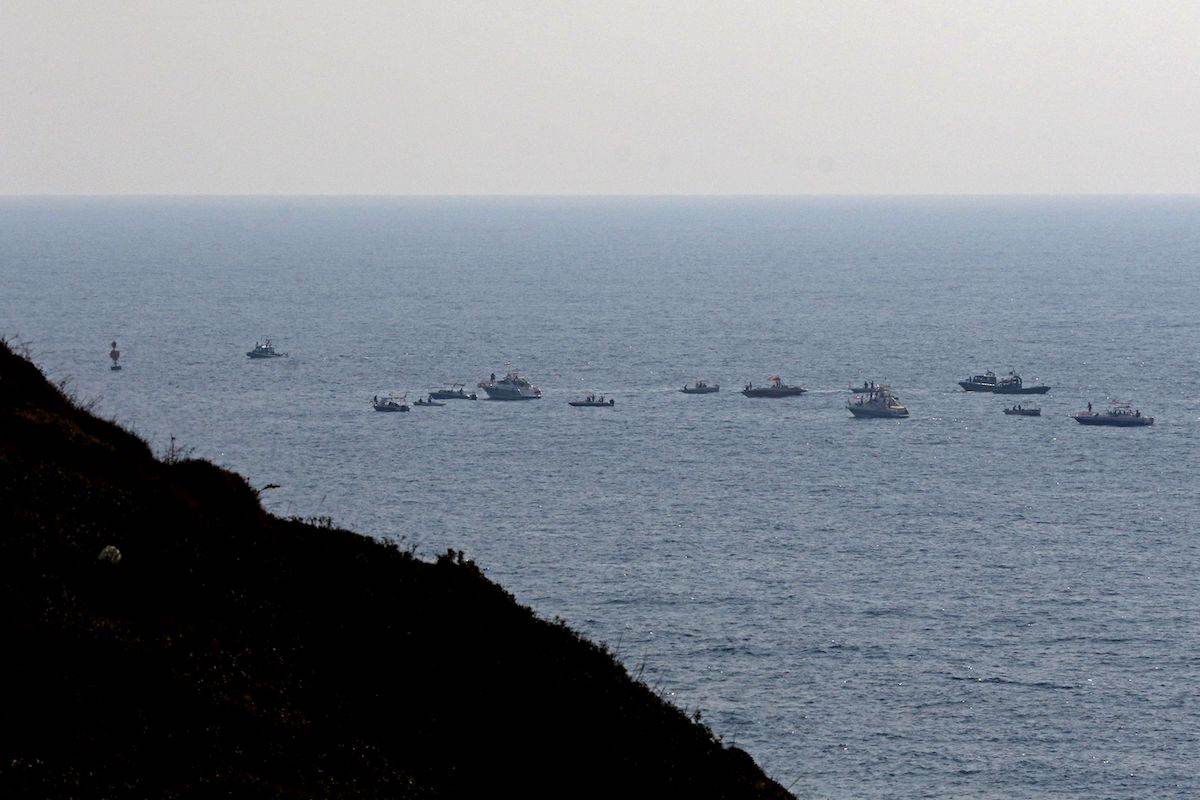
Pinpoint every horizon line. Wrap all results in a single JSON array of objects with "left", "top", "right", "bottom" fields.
[{"left": 2, "top": 192, "right": 1199, "bottom": 200}]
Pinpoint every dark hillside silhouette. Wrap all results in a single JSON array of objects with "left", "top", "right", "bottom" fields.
[{"left": 0, "top": 341, "right": 791, "bottom": 799}]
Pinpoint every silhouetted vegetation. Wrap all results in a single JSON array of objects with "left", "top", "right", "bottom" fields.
[{"left": 0, "top": 341, "right": 791, "bottom": 798}]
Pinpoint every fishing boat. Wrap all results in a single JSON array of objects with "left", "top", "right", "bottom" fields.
[
  {"left": 1072, "top": 402, "right": 1153, "bottom": 427},
  {"left": 741, "top": 376, "right": 806, "bottom": 398},
  {"left": 1003, "top": 405, "right": 1041, "bottom": 416},
  {"left": 680, "top": 380, "right": 719, "bottom": 394},
  {"left": 247, "top": 339, "right": 287, "bottom": 359},
  {"left": 372, "top": 394, "right": 409, "bottom": 412},
  {"left": 109, "top": 341, "right": 122, "bottom": 371},
  {"left": 992, "top": 371, "right": 1050, "bottom": 395},
  {"left": 568, "top": 393, "right": 615, "bottom": 407},
  {"left": 430, "top": 383, "right": 477, "bottom": 400},
  {"left": 959, "top": 369, "right": 1049, "bottom": 393},
  {"left": 958, "top": 370, "right": 998, "bottom": 391},
  {"left": 848, "top": 381, "right": 881, "bottom": 394},
  {"left": 478, "top": 368, "right": 542, "bottom": 400},
  {"left": 413, "top": 396, "right": 446, "bottom": 407},
  {"left": 846, "top": 386, "right": 909, "bottom": 418}
]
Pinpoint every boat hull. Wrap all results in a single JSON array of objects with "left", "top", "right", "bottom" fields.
[
  {"left": 844, "top": 407, "right": 907, "bottom": 419},
  {"left": 569, "top": 401, "right": 614, "bottom": 407},
  {"left": 847, "top": 405, "right": 909, "bottom": 418},
  {"left": 481, "top": 389, "right": 541, "bottom": 400},
  {"left": 742, "top": 387, "right": 806, "bottom": 398},
  {"left": 1072, "top": 414, "right": 1152, "bottom": 426},
  {"left": 681, "top": 386, "right": 719, "bottom": 394},
  {"left": 958, "top": 381, "right": 996, "bottom": 392},
  {"left": 430, "top": 391, "right": 476, "bottom": 400},
  {"left": 1003, "top": 409, "right": 1041, "bottom": 416},
  {"left": 994, "top": 384, "right": 1050, "bottom": 395}
]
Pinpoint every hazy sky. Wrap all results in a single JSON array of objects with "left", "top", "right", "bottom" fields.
[{"left": 3, "top": 1, "right": 1198, "bottom": 194}]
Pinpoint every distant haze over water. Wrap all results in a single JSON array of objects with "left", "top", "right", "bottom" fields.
[{"left": 2, "top": 196, "right": 1198, "bottom": 798}]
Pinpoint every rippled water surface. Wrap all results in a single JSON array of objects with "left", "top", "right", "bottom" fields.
[{"left": 3, "top": 197, "right": 1198, "bottom": 798}]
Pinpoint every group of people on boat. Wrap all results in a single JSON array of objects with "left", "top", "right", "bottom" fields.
[{"left": 371, "top": 394, "right": 409, "bottom": 412}]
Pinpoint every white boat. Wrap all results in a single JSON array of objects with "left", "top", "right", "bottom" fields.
[
  {"left": 478, "top": 368, "right": 542, "bottom": 400},
  {"left": 1072, "top": 402, "right": 1152, "bottom": 427},
  {"left": 847, "top": 385, "right": 909, "bottom": 418},
  {"left": 247, "top": 339, "right": 287, "bottom": 359},
  {"left": 372, "top": 394, "right": 409, "bottom": 412}
]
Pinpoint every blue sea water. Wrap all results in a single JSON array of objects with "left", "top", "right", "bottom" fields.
[{"left": 2, "top": 196, "right": 1198, "bottom": 798}]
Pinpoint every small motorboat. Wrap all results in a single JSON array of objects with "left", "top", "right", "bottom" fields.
[
  {"left": 848, "top": 381, "right": 881, "bottom": 393},
  {"left": 742, "top": 376, "right": 806, "bottom": 398},
  {"left": 680, "top": 380, "right": 719, "bottom": 394},
  {"left": 247, "top": 339, "right": 287, "bottom": 358},
  {"left": 430, "top": 383, "right": 477, "bottom": 400},
  {"left": 1072, "top": 402, "right": 1153, "bottom": 427},
  {"left": 372, "top": 394, "right": 409, "bottom": 412},
  {"left": 569, "top": 393, "right": 615, "bottom": 407},
  {"left": 1003, "top": 405, "right": 1041, "bottom": 416},
  {"left": 109, "top": 341, "right": 122, "bottom": 371},
  {"left": 413, "top": 395, "right": 446, "bottom": 407}
]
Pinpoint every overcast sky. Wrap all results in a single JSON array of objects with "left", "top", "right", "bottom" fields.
[{"left": 2, "top": 1, "right": 1198, "bottom": 195}]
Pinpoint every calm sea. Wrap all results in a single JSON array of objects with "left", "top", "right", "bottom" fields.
[{"left": 2, "top": 196, "right": 1198, "bottom": 798}]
